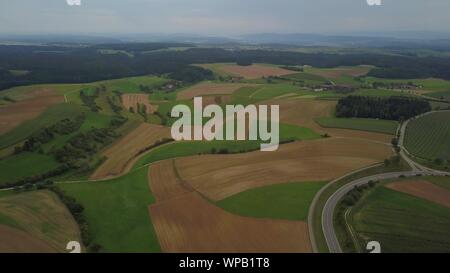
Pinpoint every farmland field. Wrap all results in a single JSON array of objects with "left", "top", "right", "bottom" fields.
[
  {"left": 305, "top": 66, "right": 372, "bottom": 79},
  {"left": 0, "top": 153, "right": 60, "bottom": 186},
  {"left": 121, "top": 93, "right": 156, "bottom": 113},
  {"left": 0, "top": 88, "right": 64, "bottom": 135},
  {"left": 0, "top": 190, "right": 82, "bottom": 253},
  {"left": 386, "top": 179, "right": 450, "bottom": 208},
  {"left": 200, "top": 63, "right": 297, "bottom": 79},
  {"left": 0, "top": 103, "right": 83, "bottom": 149},
  {"left": 315, "top": 117, "right": 398, "bottom": 135},
  {"left": 177, "top": 82, "right": 257, "bottom": 100},
  {"left": 350, "top": 183, "right": 450, "bottom": 253},
  {"left": 428, "top": 90, "right": 450, "bottom": 101},
  {"left": 59, "top": 167, "right": 160, "bottom": 253},
  {"left": 217, "top": 181, "right": 327, "bottom": 221},
  {"left": 133, "top": 123, "right": 322, "bottom": 169},
  {"left": 90, "top": 123, "right": 170, "bottom": 180},
  {"left": 273, "top": 98, "right": 393, "bottom": 143},
  {"left": 149, "top": 160, "right": 312, "bottom": 253},
  {"left": 404, "top": 111, "right": 450, "bottom": 162},
  {"left": 176, "top": 138, "right": 392, "bottom": 200}
]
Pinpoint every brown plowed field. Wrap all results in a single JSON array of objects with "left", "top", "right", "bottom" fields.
[
  {"left": 219, "top": 64, "right": 297, "bottom": 79},
  {"left": 0, "top": 225, "right": 55, "bottom": 253},
  {"left": 177, "top": 83, "right": 257, "bottom": 100},
  {"left": 176, "top": 138, "right": 392, "bottom": 200},
  {"left": 148, "top": 160, "right": 311, "bottom": 253},
  {"left": 386, "top": 180, "right": 450, "bottom": 208},
  {"left": 0, "top": 190, "right": 82, "bottom": 252},
  {"left": 268, "top": 98, "right": 393, "bottom": 143},
  {"left": 90, "top": 123, "right": 170, "bottom": 180},
  {"left": 121, "top": 93, "right": 156, "bottom": 113},
  {"left": 0, "top": 88, "right": 63, "bottom": 134},
  {"left": 148, "top": 160, "right": 193, "bottom": 202},
  {"left": 149, "top": 192, "right": 311, "bottom": 253},
  {"left": 308, "top": 66, "right": 372, "bottom": 79}
]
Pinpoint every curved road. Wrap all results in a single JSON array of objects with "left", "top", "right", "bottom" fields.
[{"left": 317, "top": 110, "right": 450, "bottom": 253}]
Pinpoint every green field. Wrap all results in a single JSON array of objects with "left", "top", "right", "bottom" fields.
[
  {"left": 363, "top": 77, "right": 450, "bottom": 92},
  {"left": 316, "top": 117, "right": 398, "bottom": 135},
  {"left": 353, "top": 89, "right": 415, "bottom": 97},
  {"left": 59, "top": 167, "right": 160, "bottom": 253},
  {"left": 0, "top": 152, "right": 60, "bottom": 186},
  {"left": 99, "top": 76, "right": 170, "bottom": 94},
  {"left": 428, "top": 90, "right": 450, "bottom": 101},
  {"left": 133, "top": 124, "right": 321, "bottom": 169},
  {"left": 427, "top": 176, "right": 450, "bottom": 191},
  {"left": 404, "top": 111, "right": 450, "bottom": 161},
  {"left": 217, "top": 181, "right": 326, "bottom": 221},
  {"left": 283, "top": 72, "right": 327, "bottom": 84},
  {"left": 41, "top": 111, "right": 114, "bottom": 153},
  {"left": 351, "top": 185, "right": 450, "bottom": 253},
  {"left": 250, "top": 84, "right": 306, "bottom": 100}
]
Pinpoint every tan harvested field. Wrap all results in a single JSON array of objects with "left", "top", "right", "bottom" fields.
[
  {"left": 176, "top": 138, "right": 392, "bottom": 201},
  {"left": 218, "top": 64, "right": 297, "bottom": 79},
  {"left": 148, "top": 161, "right": 311, "bottom": 253},
  {"left": 269, "top": 98, "right": 393, "bottom": 143},
  {"left": 0, "top": 190, "right": 82, "bottom": 252},
  {"left": 177, "top": 83, "right": 257, "bottom": 100},
  {"left": 149, "top": 160, "right": 192, "bottom": 202},
  {"left": 307, "top": 66, "right": 372, "bottom": 79},
  {"left": 386, "top": 180, "right": 450, "bottom": 208},
  {"left": 91, "top": 123, "right": 170, "bottom": 180},
  {"left": 0, "top": 88, "right": 63, "bottom": 134},
  {"left": 0, "top": 225, "right": 55, "bottom": 253},
  {"left": 121, "top": 93, "right": 156, "bottom": 113}
]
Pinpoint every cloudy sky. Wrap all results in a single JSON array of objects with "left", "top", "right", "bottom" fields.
[{"left": 0, "top": 0, "right": 449, "bottom": 35}]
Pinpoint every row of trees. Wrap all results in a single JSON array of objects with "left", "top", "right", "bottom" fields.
[
  {"left": 335, "top": 96, "right": 431, "bottom": 121},
  {"left": 53, "top": 128, "right": 118, "bottom": 168},
  {"left": 3, "top": 44, "right": 450, "bottom": 90}
]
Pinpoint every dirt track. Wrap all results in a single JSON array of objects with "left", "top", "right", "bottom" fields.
[
  {"left": 0, "top": 88, "right": 63, "bottom": 134},
  {"left": 386, "top": 180, "right": 450, "bottom": 208},
  {"left": 148, "top": 160, "right": 312, "bottom": 253},
  {"left": 176, "top": 138, "right": 392, "bottom": 200},
  {"left": 91, "top": 123, "right": 170, "bottom": 180}
]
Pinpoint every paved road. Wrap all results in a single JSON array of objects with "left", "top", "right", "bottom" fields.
[
  {"left": 322, "top": 170, "right": 421, "bottom": 253},
  {"left": 319, "top": 110, "right": 450, "bottom": 253}
]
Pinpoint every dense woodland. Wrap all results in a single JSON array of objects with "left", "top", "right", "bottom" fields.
[
  {"left": 2, "top": 43, "right": 450, "bottom": 90},
  {"left": 335, "top": 96, "right": 431, "bottom": 121}
]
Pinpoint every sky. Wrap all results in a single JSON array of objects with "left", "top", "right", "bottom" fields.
[{"left": 0, "top": 0, "right": 449, "bottom": 36}]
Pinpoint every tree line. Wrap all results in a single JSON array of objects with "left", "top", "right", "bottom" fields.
[
  {"left": 335, "top": 96, "right": 431, "bottom": 121},
  {"left": 2, "top": 44, "right": 450, "bottom": 90}
]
